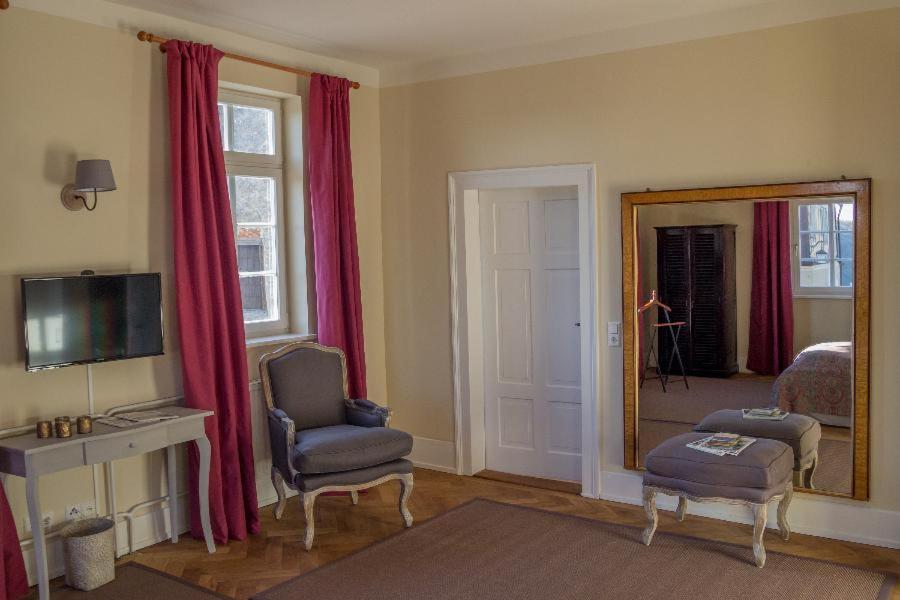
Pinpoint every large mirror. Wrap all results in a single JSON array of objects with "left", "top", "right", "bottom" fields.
[{"left": 622, "top": 180, "right": 870, "bottom": 499}]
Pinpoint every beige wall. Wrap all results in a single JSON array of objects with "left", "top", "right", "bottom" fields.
[
  {"left": 0, "top": 6, "right": 385, "bottom": 536},
  {"left": 380, "top": 9, "right": 900, "bottom": 509},
  {"left": 636, "top": 201, "right": 852, "bottom": 369}
]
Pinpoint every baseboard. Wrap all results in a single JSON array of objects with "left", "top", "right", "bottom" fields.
[
  {"left": 409, "top": 436, "right": 458, "bottom": 473},
  {"left": 599, "top": 470, "right": 900, "bottom": 550},
  {"left": 20, "top": 494, "right": 191, "bottom": 586}
]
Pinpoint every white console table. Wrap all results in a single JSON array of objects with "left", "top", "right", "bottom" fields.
[{"left": 0, "top": 407, "right": 216, "bottom": 600}]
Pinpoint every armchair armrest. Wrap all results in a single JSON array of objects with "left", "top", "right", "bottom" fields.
[
  {"left": 267, "top": 408, "right": 299, "bottom": 483},
  {"left": 345, "top": 398, "right": 392, "bottom": 428}
]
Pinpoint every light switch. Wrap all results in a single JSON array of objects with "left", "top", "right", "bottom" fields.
[{"left": 607, "top": 321, "right": 620, "bottom": 335}]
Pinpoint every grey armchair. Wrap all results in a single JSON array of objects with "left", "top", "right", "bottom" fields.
[{"left": 260, "top": 342, "right": 414, "bottom": 550}]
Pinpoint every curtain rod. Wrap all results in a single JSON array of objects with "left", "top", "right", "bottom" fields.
[{"left": 136, "top": 31, "right": 361, "bottom": 90}]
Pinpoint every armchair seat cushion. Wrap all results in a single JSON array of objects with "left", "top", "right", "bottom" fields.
[{"left": 293, "top": 425, "right": 413, "bottom": 475}]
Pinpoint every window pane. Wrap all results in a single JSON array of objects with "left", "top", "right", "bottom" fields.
[
  {"left": 799, "top": 204, "right": 828, "bottom": 231},
  {"left": 240, "top": 275, "right": 278, "bottom": 323},
  {"left": 835, "top": 231, "right": 853, "bottom": 261},
  {"left": 231, "top": 105, "right": 273, "bottom": 154},
  {"left": 236, "top": 226, "right": 277, "bottom": 273},
  {"left": 799, "top": 260, "right": 831, "bottom": 288},
  {"left": 834, "top": 260, "right": 854, "bottom": 288},
  {"left": 834, "top": 203, "right": 853, "bottom": 231},
  {"left": 234, "top": 176, "right": 274, "bottom": 223},
  {"left": 799, "top": 232, "right": 830, "bottom": 261},
  {"left": 218, "top": 103, "right": 228, "bottom": 150}
]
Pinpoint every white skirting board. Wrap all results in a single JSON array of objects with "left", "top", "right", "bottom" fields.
[
  {"left": 21, "top": 494, "right": 190, "bottom": 585},
  {"left": 408, "top": 437, "right": 458, "bottom": 474},
  {"left": 598, "top": 470, "right": 900, "bottom": 550}
]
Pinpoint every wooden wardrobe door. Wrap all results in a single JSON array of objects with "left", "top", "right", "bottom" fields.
[
  {"left": 689, "top": 227, "right": 725, "bottom": 374},
  {"left": 656, "top": 227, "right": 691, "bottom": 375}
]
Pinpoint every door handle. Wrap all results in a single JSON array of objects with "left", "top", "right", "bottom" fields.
[{"left": 575, "top": 322, "right": 581, "bottom": 327}]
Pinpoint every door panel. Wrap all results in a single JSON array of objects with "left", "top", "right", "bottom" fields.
[
  {"left": 498, "top": 397, "right": 535, "bottom": 450},
  {"left": 481, "top": 189, "right": 581, "bottom": 482},
  {"left": 495, "top": 269, "right": 533, "bottom": 384}
]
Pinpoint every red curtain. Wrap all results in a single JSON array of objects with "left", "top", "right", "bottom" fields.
[
  {"left": 747, "top": 201, "right": 794, "bottom": 375},
  {"left": 165, "top": 40, "right": 259, "bottom": 543},
  {"left": 0, "top": 484, "right": 27, "bottom": 600},
  {"left": 308, "top": 74, "right": 367, "bottom": 398}
]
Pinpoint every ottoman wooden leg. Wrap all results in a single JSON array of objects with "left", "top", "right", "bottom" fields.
[
  {"left": 642, "top": 486, "right": 658, "bottom": 546},
  {"left": 675, "top": 496, "right": 687, "bottom": 522},
  {"left": 802, "top": 451, "right": 818, "bottom": 489},
  {"left": 777, "top": 483, "right": 793, "bottom": 541},
  {"left": 751, "top": 503, "right": 767, "bottom": 568}
]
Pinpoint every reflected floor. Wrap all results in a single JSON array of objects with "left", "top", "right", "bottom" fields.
[{"left": 638, "top": 373, "right": 851, "bottom": 494}]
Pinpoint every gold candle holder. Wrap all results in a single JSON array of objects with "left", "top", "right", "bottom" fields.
[
  {"left": 54, "top": 416, "right": 72, "bottom": 438},
  {"left": 76, "top": 415, "right": 93, "bottom": 434},
  {"left": 36, "top": 421, "right": 52, "bottom": 439}
]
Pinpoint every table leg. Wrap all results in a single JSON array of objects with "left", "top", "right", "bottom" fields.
[
  {"left": 25, "top": 468, "right": 49, "bottom": 600},
  {"left": 195, "top": 435, "right": 216, "bottom": 553},
  {"left": 166, "top": 445, "right": 179, "bottom": 543},
  {"left": 106, "top": 461, "right": 119, "bottom": 558}
]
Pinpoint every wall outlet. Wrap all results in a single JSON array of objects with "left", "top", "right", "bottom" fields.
[
  {"left": 607, "top": 332, "right": 621, "bottom": 347},
  {"left": 24, "top": 511, "right": 54, "bottom": 535},
  {"left": 65, "top": 501, "right": 97, "bottom": 521}
]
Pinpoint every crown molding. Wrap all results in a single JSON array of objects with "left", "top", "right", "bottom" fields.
[
  {"left": 380, "top": 0, "right": 900, "bottom": 87},
  {"left": 10, "top": 0, "right": 380, "bottom": 88}
]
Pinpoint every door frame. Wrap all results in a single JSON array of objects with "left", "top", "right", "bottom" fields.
[{"left": 448, "top": 164, "right": 600, "bottom": 498}]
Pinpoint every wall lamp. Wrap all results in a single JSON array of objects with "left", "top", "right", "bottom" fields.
[{"left": 61, "top": 160, "right": 117, "bottom": 211}]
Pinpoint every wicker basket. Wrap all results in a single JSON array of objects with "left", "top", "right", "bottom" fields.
[{"left": 60, "top": 518, "right": 115, "bottom": 591}]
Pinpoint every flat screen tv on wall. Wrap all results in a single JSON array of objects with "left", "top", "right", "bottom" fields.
[{"left": 21, "top": 273, "right": 164, "bottom": 372}]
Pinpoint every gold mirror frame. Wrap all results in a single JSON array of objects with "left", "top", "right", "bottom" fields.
[{"left": 621, "top": 179, "right": 870, "bottom": 500}]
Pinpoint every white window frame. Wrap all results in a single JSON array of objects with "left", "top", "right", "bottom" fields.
[
  {"left": 790, "top": 197, "right": 854, "bottom": 299},
  {"left": 219, "top": 89, "right": 290, "bottom": 337}
]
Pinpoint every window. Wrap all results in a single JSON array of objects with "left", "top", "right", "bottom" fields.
[
  {"left": 791, "top": 199, "right": 854, "bottom": 297},
  {"left": 218, "top": 90, "right": 288, "bottom": 335}
]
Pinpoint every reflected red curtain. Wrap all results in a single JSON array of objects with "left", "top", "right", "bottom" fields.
[
  {"left": 165, "top": 40, "right": 259, "bottom": 543},
  {"left": 308, "top": 74, "right": 367, "bottom": 398},
  {"left": 747, "top": 201, "right": 794, "bottom": 375},
  {"left": 0, "top": 484, "right": 27, "bottom": 600}
]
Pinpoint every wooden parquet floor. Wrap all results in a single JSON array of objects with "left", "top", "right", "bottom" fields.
[{"left": 93, "top": 469, "right": 900, "bottom": 598}]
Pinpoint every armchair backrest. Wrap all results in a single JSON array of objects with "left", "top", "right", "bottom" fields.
[{"left": 260, "top": 342, "right": 348, "bottom": 430}]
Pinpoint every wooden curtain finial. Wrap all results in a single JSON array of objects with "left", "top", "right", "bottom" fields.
[{"left": 0, "top": 1, "right": 11, "bottom": 10}]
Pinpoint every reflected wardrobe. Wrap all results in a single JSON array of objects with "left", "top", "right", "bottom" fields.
[{"left": 655, "top": 224, "right": 738, "bottom": 377}]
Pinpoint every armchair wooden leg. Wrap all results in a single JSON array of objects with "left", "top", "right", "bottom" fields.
[
  {"left": 271, "top": 468, "right": 287, "bottom": 520},
  {"left": 350, "top": 490, "right": 359, "bottom": 505},
  {"left": 399, "top": 473, "right": 414, "bottom": 527},
  {"left": 302, "top": 492, "right": 317, "bottom": 551}
]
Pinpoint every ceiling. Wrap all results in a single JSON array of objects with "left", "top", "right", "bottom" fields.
[{"left": 108, "top": 0, "right": 790, "bottom": 68}]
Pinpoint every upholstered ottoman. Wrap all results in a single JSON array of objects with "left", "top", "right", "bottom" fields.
[
  {"left": 642, "top": 432, "right": 794, "bottom": 567},
  {"left": 694, "top": 409, "right": 821, "bottom": 488}
]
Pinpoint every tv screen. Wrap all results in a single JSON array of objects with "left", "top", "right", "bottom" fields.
[{"left": 22, "top": 273, "right": 164, "bottom": 371}]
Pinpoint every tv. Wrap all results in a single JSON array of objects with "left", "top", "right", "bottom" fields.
[{"left": 22, "top": 273, "right": 164, "bottom": 372}]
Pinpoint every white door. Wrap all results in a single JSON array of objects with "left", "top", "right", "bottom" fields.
[{"left": 479, "top": 187, "right": 582, "bottom": 482}]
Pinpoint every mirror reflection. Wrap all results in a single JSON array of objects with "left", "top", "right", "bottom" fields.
[{"left": 635, "top": 197, "right": 854, "bottom": 495}]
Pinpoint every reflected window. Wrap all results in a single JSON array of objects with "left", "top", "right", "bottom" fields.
[{"left": 793, "top": 200, "right": 853, "bottom": 296}]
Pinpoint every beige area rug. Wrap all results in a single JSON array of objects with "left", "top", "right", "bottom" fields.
[
  {"left": 42, "top": 563, "right": 227, "bottom": 599},
  {"left": 253, "top": 499, "right": 893, "bottom": 600},
  {"left": 639, "top": 375, "right": 774, "bottom": 424}
]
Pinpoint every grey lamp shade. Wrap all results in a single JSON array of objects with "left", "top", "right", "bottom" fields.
[{"left": 74, "top": 160, "right": 116, "bottom": 193}]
